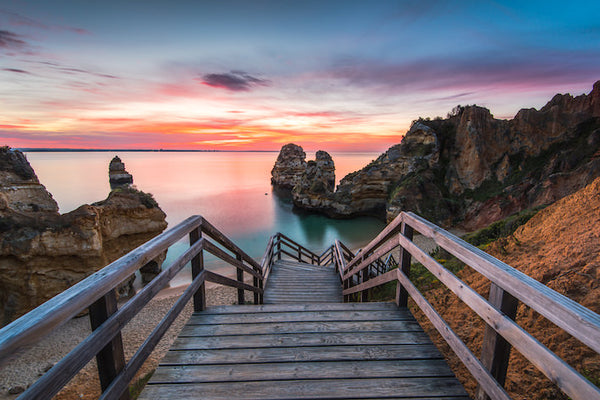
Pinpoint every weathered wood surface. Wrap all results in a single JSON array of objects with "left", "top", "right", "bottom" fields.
[
  {"left": 264, "top": 260, "right": 342, "bottom": 303},
  {"left": 403, "top": 211, "right": 600, "bottom": 356},
  {"left": 179, "top": 319, "right": 423, "bottom": 336},
  {"left": 397, "top": 233, "right": 600, "bottom": 400},
  {"left": 141, "top": 302, "right": 467, "bottom": 400},
  {"left": 141, "top": 378, "right": 467, "bottom": 400}
]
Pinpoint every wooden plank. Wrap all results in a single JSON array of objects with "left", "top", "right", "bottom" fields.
[
  {"left": 160, "top": 344, "right": 443, "bottom": 365},
  {"left": 398, "top": 234, "right": 600, "bottom": 400},
  {"left": 200, "top": 302, "right": 400, "bottom": 313},
  {"left": 180, "top": 319, "right": 422, "bottom": 336},
  {"left": 188, "top": 310, "right": 408, "bottom": 324},
  {"left": 0, "top": 215, "right": 202, "bottom": 362},
  {"left": 150, "top": 359, "right": 455, "bottom": 383},
  {"left": 403, "top": 211, "right": 600, "bottom": 355},
  {"left": 140, "top": 377, "right": 466, "bottom": 399},
  {"left": 171, "top": 331, "right": 432, "bottom": 349},
  {"left": 204, "top": 271, "right": 262, "bottom": 294}
]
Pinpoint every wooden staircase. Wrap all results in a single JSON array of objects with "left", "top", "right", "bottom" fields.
[
  {"left": 140, "top": 260, "right": 468, "bottom": 400},
  {"left": 263, "top": 260, "right": 342, "bottom": 303},
  {"left": 6, "top": 215, "right": 598, "bottom": 400}
]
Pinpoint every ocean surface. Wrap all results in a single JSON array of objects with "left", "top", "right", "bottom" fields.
[{"left": 25, "top": 151, "right": 384, "bottom": 285}]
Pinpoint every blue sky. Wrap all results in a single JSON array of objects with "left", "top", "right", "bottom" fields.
[{"left": 1, "top": 0, "right": 599, "bottom": 150}]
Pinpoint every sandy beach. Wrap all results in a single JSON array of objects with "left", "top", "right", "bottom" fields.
[{"left": 0, "top": 284, "right": 254, "bottom": 400}]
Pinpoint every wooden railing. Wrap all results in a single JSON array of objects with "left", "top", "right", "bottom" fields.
[
  {"left": 260, "top": 232, "right": 328, "bottom": 284},
  {"left": 0, "top": 216, "right": 264, "bottom": 400},
  {"left": 337, "top": 211, "right": 600, "bottom": 400}
]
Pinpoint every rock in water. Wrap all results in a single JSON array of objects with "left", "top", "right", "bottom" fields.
[
  {"left": 109, "top": 155, "right": 133, "bottom": 189},
  {"left": 0, "top": 149, "right": 167, "bottom": 326},
  {"left": 292, "top": 151, "right": 336, "bottom": 212},
  {"left": 271, "top": 143, "right": 306, "bottom": 189}
]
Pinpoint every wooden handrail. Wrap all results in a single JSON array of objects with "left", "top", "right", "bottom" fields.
[
  {"left": 402, "top": 211, "right": 600, "bottom": 355},
  {"left": 0, "top": 215, "right": 202, "bottom": 363},
  {"left": 0, "top": 215, "right": 265, "bottom": 400},
  {"left": 340, "top": 211, "right": 600, "bottom": 400}
]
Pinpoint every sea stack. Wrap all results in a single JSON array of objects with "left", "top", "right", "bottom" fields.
[
  {"left": 292, "top": 151, "right": 336, "bottom": 211},
  {"left": 271, "top": 143, "right": 306, "bottom": 189},
  {"left": 109, "top": 155, "right": 134, "bottom": 189},
  {"left": 0, "top": 149, "right": 167, "bottom": 326}
]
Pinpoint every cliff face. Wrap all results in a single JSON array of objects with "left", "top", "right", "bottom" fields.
[
  {"left": 296, "top": 80, "right": 600, "bottom": 229},
  {"left": 0, "top": 149, "right": 167, "bottom": 325}
]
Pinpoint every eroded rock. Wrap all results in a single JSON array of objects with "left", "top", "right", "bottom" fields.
[
  {"left": 270, "top": 143, "right": 306, "bottom": 189},
  {"left": 0, "top": 150, "right": 168, "bottom": 325}
]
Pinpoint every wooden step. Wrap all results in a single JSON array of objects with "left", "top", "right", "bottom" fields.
[{"left": 141, "top": 302, "right": 467, "bottom": 400}]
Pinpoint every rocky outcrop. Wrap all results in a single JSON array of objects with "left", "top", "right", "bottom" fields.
[
  {"left": 109, "top": 156, "right": 133, "bottom": 190},
  {"left": 0, "top": 149, "right": 168, "bottom": 326},
  {"left": 292, "top": 150, "right": 336, "bottom": 211},
  {"left": 271, "top": 143, "right": 306, "bottom": 189},
  {"left": 297, "top": 80, "right": 600, "bottom": 229}
]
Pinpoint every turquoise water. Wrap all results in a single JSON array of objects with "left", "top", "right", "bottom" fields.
[{"left": 25, "top": 151, "right": 384, "bottom": 282}]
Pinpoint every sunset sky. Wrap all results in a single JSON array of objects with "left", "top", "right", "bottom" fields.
[{"left": 1, "top": 1, "right": 599, "bottom": 151}]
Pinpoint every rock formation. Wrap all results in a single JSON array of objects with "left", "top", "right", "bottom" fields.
[
  {"left": 292, "top": 150, "right": 336, "bottom": 211},
  {"left": 109, "top": 156, "right": 133, "bottom": 189},
  {"left": 0, "top": 148, "right": 168, "bottom": 326},
  {"left": 270, "top": 143, "right": 306, "bottom": 189},
  {"left": 293, "top": 80, "right": 600, "bottom": 229}
]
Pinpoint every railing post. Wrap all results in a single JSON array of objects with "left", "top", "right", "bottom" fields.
[
  {"left": 361, "top": 266, "right": 369, "bottom": 302},
  {"left": 298, "top": 246, "right": 302, "bottom": 262},
  {"left": 189, "top": 227, "right": 205, "bottom": 312},
  {"left": 277, "top": 235, "right": 282, "bottom": 260},
  {"left": 475, "top": 283, "right": 519, "bottom": 400},
  {"left": 88, "top": 290, "right": 130, "bottom": 400},
  {"left": 253, "top": 267, "right": 260, "bottom": 305},
  {"left": 396, "top": 222, "right": 414, "bottom": 307},
  {"left": 236, "top": 254, "right": 245, "bottom": 305},
  {"left": 258, "top": 273, "right": 264, "bottom": 304}
]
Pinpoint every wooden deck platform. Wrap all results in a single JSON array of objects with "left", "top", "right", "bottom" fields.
[{"left": 140, "top": 260, "right": 468, "bottom": 399}]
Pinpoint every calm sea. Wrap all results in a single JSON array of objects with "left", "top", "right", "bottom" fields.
[{"left": 25, "top": 151, "right": 384, "bottom": 284}]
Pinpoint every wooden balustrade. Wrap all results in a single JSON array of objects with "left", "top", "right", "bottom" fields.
[
  {"left": 0, "top": 215, "right": 265, "bottom": 400},
  {"left": 338, "top": 211, "right": 600, "bottom": 400},
  {"left": 2, "top": 210, "right": 598, "bottom": 400}
]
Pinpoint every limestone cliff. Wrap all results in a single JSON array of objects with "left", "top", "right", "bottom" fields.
[
  {"left": 270, "top": 143, "right": 306, "bottom": 189},
  {"left": 299, "top": 80, "right": 600, "bottom": 229},
  {"left": 0, "top": 149, "right": 167, "bottom": 326}
]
